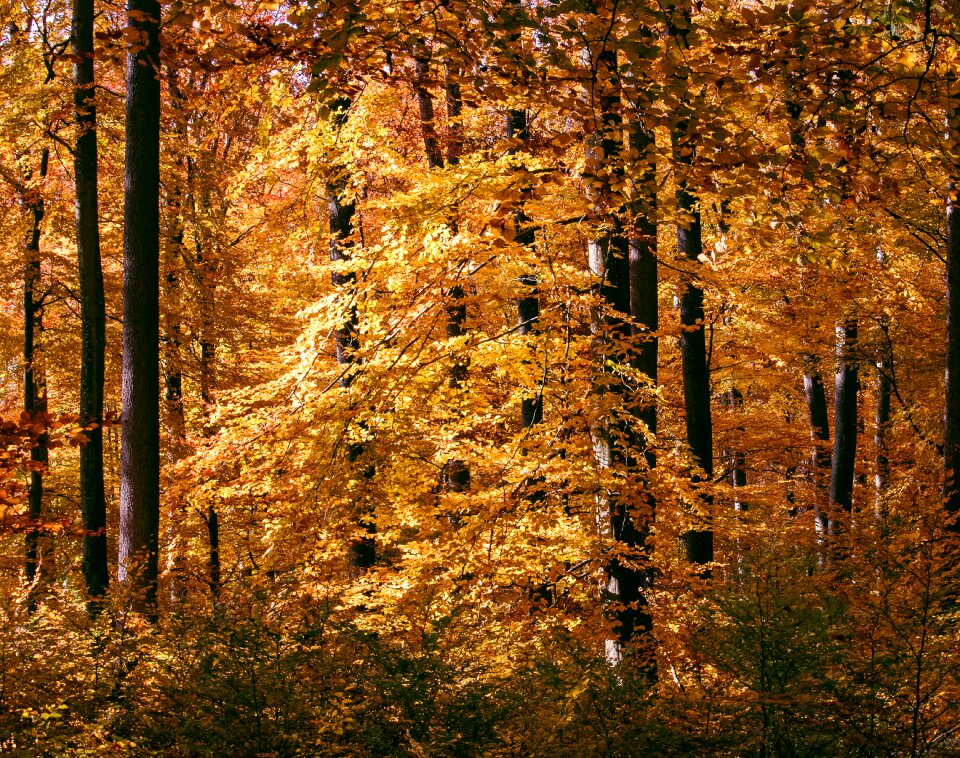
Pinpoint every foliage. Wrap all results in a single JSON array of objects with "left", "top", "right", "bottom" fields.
[{"left": 2, "top": 0, "right": 960, "bottom": 753}]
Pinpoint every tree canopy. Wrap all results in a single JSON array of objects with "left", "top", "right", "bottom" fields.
[{"left": 1, "top": 0, "right": 960, "bottom": 753}]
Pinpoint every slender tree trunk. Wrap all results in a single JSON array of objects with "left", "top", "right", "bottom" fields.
[
  {"left": 445, "top": 63, "right": 463, "bottom": 167},
  {"left": 875, "top": 346, "right": 891, "bottom": 519},
  {"left": 803, "top": 359, "right": 831, "bottom": 533},
  {"left": 727, "top": 388, "right": 747, "bottom": 506},
  {"left": 414, "top": 58, "right": 470, "bottom": 492},
  {"left": 22, "top": 149, "right": 49, "bottom": 589},
  {"left": 412, "top": 47, "right": 444, "bottom": 171},
  {"left": 328, "top": 99, "right": 375, "bottom": 569},
  {"left": 830, "top": 319, "right": 859, "bottom": 523},
  {"left": 584, "top": 36, "right": 655, "bottom": 661},
  {"left": 163, "top": 74, "right": 189, "bottom": 605},
  {"left": 673, "top": 137, "right": 713, "bottom": 565},
  {"left": 119, "top": 0, "right": 161, "bottom": 614},
  {"left": 193, "top": 171, "right": 221, "bottom": 599},
  {"left": 510, "top": 105, "right": 542, "bottom": 432},
  {"left": 669, "top": 3, "right": 713, "bottom": 567},
  {"left": 943, "top": 99, "right": 960, "bottom": 526},
  {"left": 73, "top": 0, "right": 109, "bottom": 611},
  {"left": 623, "top": 116, "right": 658, "bottom": 670}
]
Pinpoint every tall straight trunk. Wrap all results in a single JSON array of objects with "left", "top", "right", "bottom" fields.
[
  {"left": 414, "top": 59, "right": 470, "bottom": 491},
  {"left": 329, "top": 98, "right": 375, "bottom": 569},
  {"left": 828, "top": 69, "right": 859, "bottom": 529},
  {"left": 727, "top": 388, "right": 747, "bottom": 506},
  {"left": 830, "top": 320, "right": 859, "bottom": 521},
  {"left": 22, "top": 149, "right": 49, "bottom": 588},
  {"left": 509, "top": 107, "right": 543, "bottom": 432},
  {"left": 73, "top": 0, "right": 109, "bottom": 611},
  {"left": 192, "top": 164, "right": 221, "bottom": 599},
  {"left": 445, "top": 63, "right": 463, "bottom": 166},
  {"left": 670, "top": 3, "right": 713, "bottom": 567},
  {"left": 944, "top": 100, "right": 960, "bottom": 526},
  {"left": 119, "top": 0, "right": 161, "bottom": 614},
  {"left": 803, "top": 359, "right": 831, "bottom": 533},
  {"left": 413, "top": 49, "right": 444, "bottom": 171},
  {"left": 623, "top": 116, "right": 658, "bottom": 668},
  {"left": 875, "top": 346, "right": 891, "bottom": 518},
  {"left": 585, "top": 37, "right": 654, "bottom": 661},
  {"left": 673, "top": 135, "right": 713, "bottom": 565}
]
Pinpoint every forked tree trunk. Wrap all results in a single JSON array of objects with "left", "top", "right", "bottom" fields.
[
  {"left": 119, "top": 0, "right": 161, "bottom": 614},
  {"left": 73, "top": 0, "right": 109, "bottom": 612}
]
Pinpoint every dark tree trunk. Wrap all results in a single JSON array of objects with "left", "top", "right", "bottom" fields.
[
  {"left": 803, "top": 359, "right": 831, "bottom": 533},
  {"left": 727, "top": 388, "right": 747, "bottom": 505},
  {"left": 445, "top": 63, "right": 463, "bottom": 166},
  {"left": 944, "top": 102, "right": 960, "bottom": 525},
  {"left": 584, "top": 39, "right": 656, "bottom": 663},
  {"left": 669, "top": 4, "right": 712, "bottom": 567},
  {"left": 414, "top": 60, "right": 471, "bottom": 491},
  {"left": 510, "top": 98, "right": 543, "bottom": 468},
  {"left": 73, "top": 0, "right": 109, "bottom": 611},
  {"left": 673, "top": 132, "right": 713, "bottom": 566},
  {"left": 830, "top": 319, "right": 859, "bottom": 522},
  {"left": 328, "top": 99, "right": 375, "bottom": 569},
  {"left": 413, "top": 49, "right": 444, "bottom": 171},
  {"left": 875, "top": 345, "right": 891, "bottom": 518},
  {"left": 22, "top": 149, "right": 49, "bottom": 589},
  {"left": 206, "top": 505, "right": 220, "bottom": 605},
  {"left": 119, "top": 0, "right": 161, "bottom": 614}
]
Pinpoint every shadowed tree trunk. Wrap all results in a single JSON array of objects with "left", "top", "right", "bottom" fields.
[
  {"left": 829, "top": 322, "right": 859, "bottom": 526},
  {"left": 875, "top": 341, "right": 891, "bottom": 519},
  {"left": 119, "top": 0, "right": 161, "bottom": 614},
  {"left": 413, "top": 54, "right": 470, "bottom": 492},
  {"left": 669, "top": 2, "right": 712, "bottom": 567},
  {"left": 828, "top": 69, "right": 859, "bottom": 532},
  {"left": 328, "top": 98, "right": 375, "bottom": 570},
  {"left": 943, "top": 97, "right": 960, "bottom": 527},
  {"left": 73, "top": 0, "right": 109, "bottom": 612},
  {"left": 803, "top": 358, "right": 831, "bottom": 533},
  {"left": 21, "top": 149, "right": 49, "bottom": 591},
  {"left": 583, "top": 24, "right": 656, "bottom": 662},
  {"left": 622, "top": 115, "right": 658, "bottom": 670},
  {"left": 162, "top": 71, "right": 190, "bottom": 605}
]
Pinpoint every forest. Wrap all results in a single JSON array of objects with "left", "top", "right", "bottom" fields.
[{"left": 1, "top": 0, "right": 959, "bottom": 753}]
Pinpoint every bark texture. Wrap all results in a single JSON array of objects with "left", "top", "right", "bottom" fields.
[
  {"left": 944, "top": 103, "right": 960, "bottom": 524},
  {"left": 73, "top": 0, "right": 109, "bottom": 610},
  {"left": 119, "top": 0, "right": 161, "bottom": 613}
]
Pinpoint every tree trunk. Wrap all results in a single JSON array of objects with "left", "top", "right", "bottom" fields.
[
  {"left": 875, "top": 346, "right": 891, "bottom": 519},
  {"left": 673, "top": 132, "right": 713, "bottom": 566},
  {"left": 803, "top": 359, "right": 831, "bottom": 534},
  {"left": 621, "top": 116, "right": 658, "bottom": 669},
  {"left": 328, "top": 99, "right": 375, "bottom": 569},
  {"left": 73, "top": 0, "right": 109, "bottom": 612},
  {"left": 119, "top": 0, "right": 161, "bottom": 614},
  {"left": 414, "top": 58, "right": 470, "bottom": 491},
  {"left": 512, "top": 94, "right": 542, "bottom": 433},
  {"left": 669, "top": 4, "right": 713, "bottom": 567},
  {"left": 584, "top": 38, "right": 655, "bottom": 662},
  {"left": 829, "top": 319, "right": 859, "bottom": 523},
  {"left": 22, "top": 149, "right": 49, "bottom": 590},
  {"left": 943, "top": 101, "right": 960, "bottom": 526},
  {"left": 727, "top": 388, "right": 747, "bottom": 506}
]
